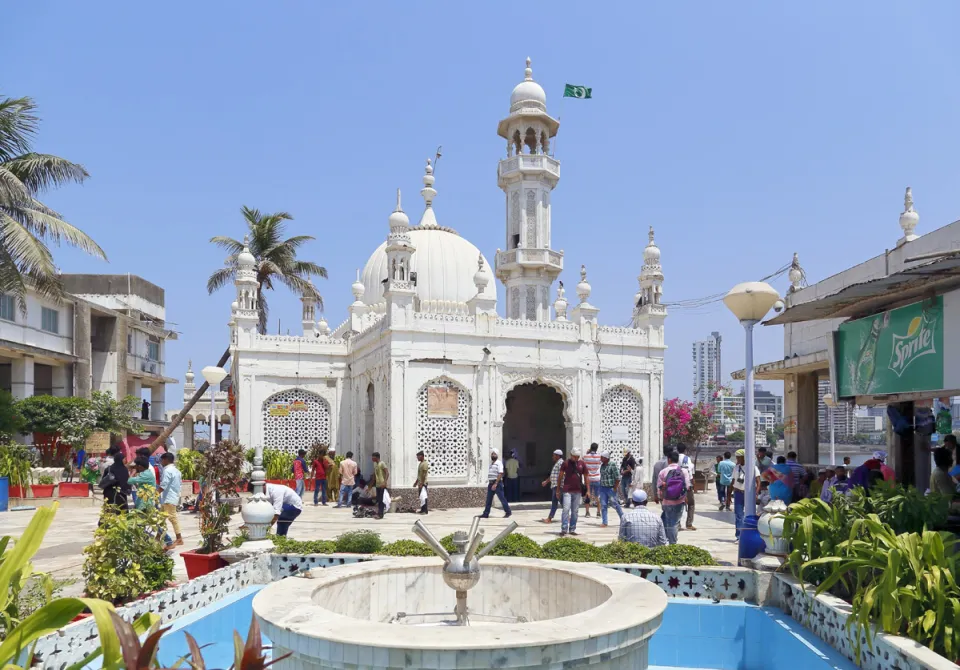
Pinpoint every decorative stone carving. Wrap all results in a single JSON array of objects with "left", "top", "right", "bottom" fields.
[
  {"left": 525, "top": 286, "right": 537, "bottom": 320},
  {"left": 261, "top": 388, "right": 331, "bottom": 454},
  {"left": 525, "top": 189, "right": 537, "bottom": 247},
  {"left": 601, "top": 385, "right": 644, "bottom": 465},
  {"left": 416, "top": 379, "right": 470, "bottom": 478}
]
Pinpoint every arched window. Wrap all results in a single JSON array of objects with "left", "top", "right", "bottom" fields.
[
  {"left": 262, "top": 389, "right": 331, "bottom": 454},
  {"left": 600, "top": 385, "right": 643, "bottom": 465},
  {"left": 416, "top": 379, "right": 469, "bottom": 478}
]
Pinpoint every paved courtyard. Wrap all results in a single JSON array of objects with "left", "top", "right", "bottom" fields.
[{"left": 4, "top": 490, "right": 740, "bottom": 596}]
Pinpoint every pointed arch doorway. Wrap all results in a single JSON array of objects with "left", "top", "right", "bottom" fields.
[{"left": 502, "top": 382, "right": 567, "bottom": 501}]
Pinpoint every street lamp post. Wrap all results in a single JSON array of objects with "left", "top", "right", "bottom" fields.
[
  {"left": 201, "top": 366, "right": 228, "bottom": 449},
  {"left": 724, "top": 282, "right": 782, "bottom": 557},
  {"left": 823, "top": 393, "right": 837, "bottom": 466}
]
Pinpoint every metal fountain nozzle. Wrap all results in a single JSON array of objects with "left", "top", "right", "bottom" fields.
[{"left": 409, "top": 518, "right": 520, "bottom": 625}]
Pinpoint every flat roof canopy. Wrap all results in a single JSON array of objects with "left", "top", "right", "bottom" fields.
[
  {"left": 766, "top": 253, "right": 960, "bottom": 325},
  {"left": 731, "top": 350, "right": 829, "bottom": 381}
]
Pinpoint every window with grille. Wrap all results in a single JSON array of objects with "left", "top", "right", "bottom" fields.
[{"left": 147, "top": 338, "right": 160, "bottom": 361}]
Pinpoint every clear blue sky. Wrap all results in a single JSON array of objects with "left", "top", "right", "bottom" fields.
[{"left": 6, "top": 2, "right": 960, "bottom": 407}]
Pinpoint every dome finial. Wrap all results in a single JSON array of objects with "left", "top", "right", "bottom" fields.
[
  {"left": 648, "top": 226, "right": 655, "bottom": 244},
  {"left": 389, "top": 187, "right": 410, "bottom": 229},
  {"left": 351, "top": 268, "right": 365, "bottom": 302},
  {"left": 473, "top": 253, "right": 489, "bottom": 292},
  {"left": 576, "top": 265, "right": 592, "bottom": 303},
  {"left": 419, "top": 157, "right": 439, "bottom": 227},
  {"left": 898, "top": 185, "right": 919, "bottom": 245},
  {"left": 525, "top": 57, "right": 533, "bottom": 81},
  {"left": 237, "top": 234, "right": 256, "bottom": 269},
  {"left": 395, "top": 188, "right": 402, "bottom": 212}
]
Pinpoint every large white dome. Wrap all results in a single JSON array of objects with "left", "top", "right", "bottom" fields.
[{"left": 360, "top": 227, "right": 497, "bottom": 311}]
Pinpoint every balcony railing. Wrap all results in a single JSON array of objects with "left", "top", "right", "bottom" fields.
[
  {"left": 498, "top": 155, "right": 560, "bottom": 181},
  {"left": 495, "top": 248, "right": 563, "bottom": 271}
]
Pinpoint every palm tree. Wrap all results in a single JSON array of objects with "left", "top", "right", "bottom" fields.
[
  {"left": 0, "top": 95, "right": 106, "bottom": 310},
  {"left": 207, "top": 206, "right": 327, "bottom": 334}
]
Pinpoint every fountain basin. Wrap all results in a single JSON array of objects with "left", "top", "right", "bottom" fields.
[{"left": 254, "top": 556, "right": 667, "bottom": 669}]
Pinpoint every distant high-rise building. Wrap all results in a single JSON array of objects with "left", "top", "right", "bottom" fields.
[
  {"left": 818, "top": 379, "right": 857, "bottom": 437},
  {"left": 750, "top": 383, "right": 784, "bottom": 422},
  {"left": 692, "top": 331, "right": 722, "bottom": 405}
]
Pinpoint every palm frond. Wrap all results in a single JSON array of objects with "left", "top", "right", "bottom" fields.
[
  {"left": 276, "top": 273, "right": 319, "bottom": 300},
  {"left": 209, "top": 235, "right": 244, "bottom": 254},
  {"left": 0, "top": 96, "right": 38, "bottom": 163},
  {"left": 0, "top": 167, "right": 32, "bottom": 208},
  {"left": 0, "top": 243, "right": 28, "bottom": 314},
  {"left": 0, "top": 211, "right": 60, "bottom": 313},
  {"left": 289, "top": 260, "right": 328, "bottom": 280},
  {"left": 3, "top": 153, "right": 88, "bottom": 194},
  {"left": 8, "top": 205, "right": 106, "bottom": 259},
  {"left": 206, "top": 267, "right": 235, "bottom": 295}
]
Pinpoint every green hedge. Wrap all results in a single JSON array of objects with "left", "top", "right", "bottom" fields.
[{"left": 267, "top": 531, "right": 717, "bottom": 567}]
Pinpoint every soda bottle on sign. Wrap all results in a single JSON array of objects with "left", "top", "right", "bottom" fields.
[{"left": 854, "top": 316, "right": 883, "bottom": 394}]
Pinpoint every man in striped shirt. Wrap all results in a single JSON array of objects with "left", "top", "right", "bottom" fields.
[
  {"left": 581, "top": 443, "right": 603, "bottom": 518},
  {"left": 480, "top": 449, "right": 512, "bottom": 518},
  {"left": 541, "top": 449, "right": 564, "bottom": 524}
]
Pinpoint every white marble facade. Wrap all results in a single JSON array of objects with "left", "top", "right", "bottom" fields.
[{"left": 228, "top": 58, "right": 667, "bottom": 493}]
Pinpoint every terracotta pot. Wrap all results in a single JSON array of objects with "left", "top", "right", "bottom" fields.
[
  {"left": 305, "top": 479, "right": 315, "bottom": 492},
  {"left": 31, "top": 484, "right": 55, "bottom": 498},
  {"left": 181, "top": 551, "right": 227, "bottom": 580},
  {"left": 58, "top": 482, "right": 90, "bottom": 498}
]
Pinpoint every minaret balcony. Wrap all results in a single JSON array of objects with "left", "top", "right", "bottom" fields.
[
  {"left": 495, "top": 247, "right": 564, "bottom": 275},
  {"left": 498, "top": 155, "right": 560, "bottom": 186}
]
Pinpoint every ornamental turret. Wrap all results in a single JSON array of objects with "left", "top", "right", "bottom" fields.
[
  {"left": 232, "top": 236, "right": 259, "bottom": 345},
  {"left": 494, "top": 57, "right": 563, "bottom": 321},
  {"left": 632, "top": 227, "right": 666, "bottom": 344},
  {"left": 383, "top": 186, "right": 417, "bottom": 326}
]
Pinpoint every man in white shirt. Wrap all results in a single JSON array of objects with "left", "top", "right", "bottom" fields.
[
  {"left": 676, "top": 444, "right": 697, "bottom": 531},
  {"left": 264, "top": 482, "right": 303, "bottom": 536},
  {"left": 480, "top": 449, "right": 511, "bottom": 519},
  {"left": 728, "top": 449, "right": 760, "bottom": 540}
]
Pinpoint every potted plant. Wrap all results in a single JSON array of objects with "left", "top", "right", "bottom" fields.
[
  {"left": 58, "top": 479, "right": 90, "bottom": 497},
  {"left": 175, "top": 448, "right": 202, "bottom": 494},
  {"left": 32, "top": 474, "right": 56, "bottom": 498},
  {"left": 181, "top": 440, "right": 245, "bottom": 579},
  {"left": 0, "top": 443, "right": 33, "bottom": 498}
]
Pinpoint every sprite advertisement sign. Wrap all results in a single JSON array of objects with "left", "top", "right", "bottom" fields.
[{"left": 836, "top": 297, "right": 944, "bottom": 397}]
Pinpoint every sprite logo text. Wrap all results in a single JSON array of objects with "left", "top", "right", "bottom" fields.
[{"left": 888, "top": 314, "right": 936, "bottom": 378}]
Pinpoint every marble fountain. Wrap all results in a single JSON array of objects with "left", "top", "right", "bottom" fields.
[{"left": 253, "top": 519, "right": 667, "bottom": 669}]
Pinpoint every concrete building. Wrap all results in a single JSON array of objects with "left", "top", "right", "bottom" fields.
[
  {"left": 735, "top": 187, "right": 960, "bottom": 486},
  {"left": 752, "top": 385, "right": 784, "bottom": 422},
  {"left": 0, "top": 274, "right": 177, "bottom": 426},
  {"left": 856, "top": 415, "right": 884, "bottom": 433},
  {"left": 712, "top": 391, "right": 744, "bottom": 433},
  {"left": 228, "top": 59, "right": 667, "bottom": 505},
  {"left": 692, "top": 332, "right": 722, "bottom": 405}
]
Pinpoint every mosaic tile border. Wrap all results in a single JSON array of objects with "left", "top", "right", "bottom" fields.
[
  {"left": 33, "top": 555, "right": 271, "bottom": 669},
  {"left": 776, "top": 573, "right": 958, "bottom": 670}
]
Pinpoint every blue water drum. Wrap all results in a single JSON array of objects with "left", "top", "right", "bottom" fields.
[
  {"left": 738, "top": 514, "right": 765, "bottom": 563},
  {"left": 0, "top": 476, "right": 9, "bottom": 512}
]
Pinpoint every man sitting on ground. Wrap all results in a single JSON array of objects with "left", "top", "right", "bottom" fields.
[{"left": 618, "top": 490, "right": 667, "bottom": 548}]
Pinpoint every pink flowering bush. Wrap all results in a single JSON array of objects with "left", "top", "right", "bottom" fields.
[{"left": 663, "top": 398, "right": 716, "bottom": 468}]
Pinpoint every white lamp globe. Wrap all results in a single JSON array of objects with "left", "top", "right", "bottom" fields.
[
  {"left": 201, "top": 366, "right": 228, "bottom": 386},
  {"left": 723, "top": 282, "right": 781, "bottom": 322}
]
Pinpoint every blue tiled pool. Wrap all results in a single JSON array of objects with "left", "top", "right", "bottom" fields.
[{"left": 151, "top": 587, "right": 855, "bottom": 670}]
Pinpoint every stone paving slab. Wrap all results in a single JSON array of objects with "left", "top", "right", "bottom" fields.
[{"left": 0, "top": 490, "right": 740, "bottom": 594}]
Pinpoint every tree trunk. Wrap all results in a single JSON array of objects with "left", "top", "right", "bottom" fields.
[{"left": 150, "top": 348, "right": 231, "bottom": 451}]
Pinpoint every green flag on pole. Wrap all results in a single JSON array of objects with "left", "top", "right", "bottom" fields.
[{"left": 563, "top": 84, "right": 592, "bottom": 99}]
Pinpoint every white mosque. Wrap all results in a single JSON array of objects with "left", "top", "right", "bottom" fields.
[{"left": 220, "top": 59, "right": 667, "bottom": 505}]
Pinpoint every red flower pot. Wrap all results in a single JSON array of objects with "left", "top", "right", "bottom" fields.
[
  {"left": 9, "top": 485, "right": 25, "bottom": 498},
  {"left": 181, "top": 551, "right": 227, "bottom": 580},
  {"left": 183, "top": 480, "right": 200, "bottom": 495},
  {"left": 266, "top": 479, "right": 284, "bottom": 486},
  {"left": 31, "top": 484, "right": 55, "bottom": 498},
  {"left": 305, "top": 479, "right": 315, "bottom": 492},
  {"left": 58, "top": 482, "right": 90, "bottom": 498}
]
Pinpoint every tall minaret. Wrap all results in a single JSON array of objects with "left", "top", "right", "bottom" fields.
[
  {"left": 632, "top": 227, "right": 666, "bottom": 345},
  {"left": 383, "top": 186, "right": 416, "bottom": 326},
  {"left": 494, "top": 57, "right": 562, "bottom": 321},
  {"left": 233, "top": 236, "right": 259, "bottom": 347}
]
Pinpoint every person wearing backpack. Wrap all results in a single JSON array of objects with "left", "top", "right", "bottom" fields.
[
  {"left": 676, "top": 444, "right": 696, "bottom": 531},
  {"left": 656, "top": 451, "right": 689, "bottom": 544}
]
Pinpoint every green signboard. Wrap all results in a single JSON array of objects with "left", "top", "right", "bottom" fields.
[{"left": 836, "top": 297, "right": 944, "bottom": 397}]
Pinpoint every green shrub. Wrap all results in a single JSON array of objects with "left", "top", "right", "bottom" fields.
[
  {"left": 36, "top": 474, "right": 54, "bottom": 485},
  {"left": 646, "top": 544, "right": 716, "bottom": 567},
  {"left": 174, "top": 448, "right": 202, "bottom": 481},
  {"left": 82, "top": 495, "right": 173, "bottom": 604},
  {"left": 483, "top": 533, "right": 542, "bottom": 558},
  {"left": 602, "top": 541, "right": 652, "bottom": 564},
  {"left": 334, "top": 530, "right": 383, "bottom": 554},
  {"left": 272, "top": 536, "right": 335, "bottom": 554},
  {"left": 378, "top": 540, "right": 436, "bottom": 557},
  {"left": 541, "top": 537, "right": 605, "bottom": 562}
]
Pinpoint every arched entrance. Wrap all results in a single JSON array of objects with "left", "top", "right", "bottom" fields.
[{"left": 502, "top": 382, "right": 566, "bottom": 501}]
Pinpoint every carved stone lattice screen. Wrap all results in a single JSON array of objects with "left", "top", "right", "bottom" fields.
[
  {"left": 600, "top": 385, "right": 643, "bottom": 465},
  {"left": 416, "top": 380, "right": 469, "bottom": 478},
  {"left": 261, "top": 389, "right": 331, "bottom": 454}
]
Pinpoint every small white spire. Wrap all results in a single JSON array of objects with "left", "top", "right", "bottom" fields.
[
  {"left": 524, "top": 57, "right": 533, "bottom": 81},
  {"left": 237, "top": 234, "right": 256, "bottom": 269},
  {"left": 419, "top": 158, "right": 439, "bottom": 228},
  {"left": 898, "top": 186, "right": 919, "bottom": 245},
  {"left": 576, "top": 264, "right": 592, "bottom": 303},
  {"left": 388, "top": 187, "right": 409, "bottom": 230},
  {"left": 554, "top": 280, "right": 568, "bottom": 321},
  {"left": 351, "top": 268, "right": 365, "bottom": 302},
  {"left": 473, "top": 253, "right": 489, "bottom": 292}
]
